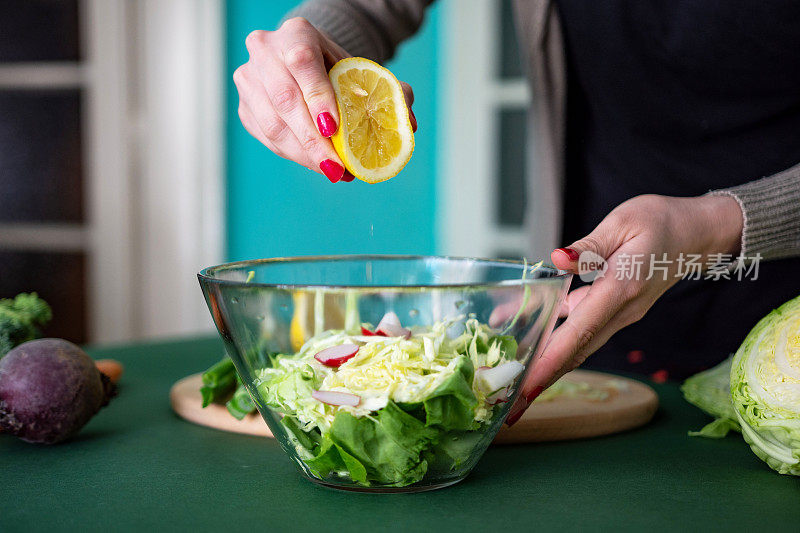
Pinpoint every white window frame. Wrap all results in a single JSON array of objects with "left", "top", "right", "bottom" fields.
[
  {"left": 0, "top": 0, "right": 225, "bottom": 343},
  {"left": 83, "top": 0, "right": 137, "bottom": 343},
  {"left": 131, "top": 0, "right": 225, "bottom": 340},
  {"left": 438, "top": 0, "right": 531, "bottom": 259},
  {"left": 95, "top": 0, "right": 225, "bottom": 341}
]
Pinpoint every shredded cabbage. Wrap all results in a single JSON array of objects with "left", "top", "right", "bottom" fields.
[{"left": 256, "top": 318, "right": 517, "bottom": 432}]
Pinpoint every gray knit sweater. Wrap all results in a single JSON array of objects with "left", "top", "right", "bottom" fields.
[{"left": 287, "top": 0, "right": 800, "bottom": 261}]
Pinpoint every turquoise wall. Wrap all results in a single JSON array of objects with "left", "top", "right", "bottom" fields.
[{"left": 225, "top": 1, "right": 440, "bottom": 261}]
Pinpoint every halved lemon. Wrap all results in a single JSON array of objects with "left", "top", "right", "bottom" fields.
[{"left": 329, "top": 57, "right": 414, "bottom": 184}]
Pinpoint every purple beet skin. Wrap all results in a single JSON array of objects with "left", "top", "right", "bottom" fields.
[{"left": 0, "top": 339, "right": 116, "bottom": 444}]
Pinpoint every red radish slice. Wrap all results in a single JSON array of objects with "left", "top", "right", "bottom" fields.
[
  {"left": 475, "top": 361, "right": 525, "bottom": 393},
  {"left": 378, "top": 324, "right": 411, "bottom": 339},
  {"left": 376, "top": 311, "right": 411, "bottom": 338},
  {"left": 486, "top": 387, "right": 509, "bottom": 405},
  {"left": 312, "top": 390, "right": 360, "bottom": 407},
  {"left": 314, "top": 344, "right": 359, "bottom": 367},
  {"left": 360, "top": 325, "right": 388, "bottom": 337},
  {"left": 377, "top": 311, "right": 401, "bottom": 328}
]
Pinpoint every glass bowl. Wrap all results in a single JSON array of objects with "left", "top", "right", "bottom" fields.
[{"left": 198, "top": 256, "right": 571, "bottom": 492}]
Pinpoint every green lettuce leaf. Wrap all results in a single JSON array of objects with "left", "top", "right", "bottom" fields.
[
  {"left": 304, "top": 434, "right": 369, "bottom": 485},
  {"left": 425, "top": 430, "right": 485, "bottom": 472},
  {"left": 681, "top": 356, "right": 740, "bottom": 438},
  {"left": 490, "top": 335, "right": 518, "bottom": 360},
  {"left": 423, "top": 356, "right": 479, "bottom": 431},
  {"left": 327, "top": 401, "right": 439, "bottom": 486},
  {"left": 688, "top": 418, "right": 741, "bottom": 439},
  {"left": 281, "top": 416, "right": 320, "bottom": 451}
]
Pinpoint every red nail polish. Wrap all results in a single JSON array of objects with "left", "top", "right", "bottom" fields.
[
  {"left": 555, "top": 247, "right": 580, "bottom": 262},
  {"left": 340, "top": 170, "right": 355, "bottom": 182},
  {"left": 317, "top": 112, "right": 337, "bottom": 137},
  {"left": 525, "top": 385, "right": 544, "bottom": 403},
  {"left": 505, "top": 403, "right": 527, "bottom": 427},
  {"left": 319, "top": 159, "right": 344, "bottom": 183}
]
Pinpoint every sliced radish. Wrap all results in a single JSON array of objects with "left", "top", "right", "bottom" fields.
[
  {"left": 486, "top": 387, "right": 509, "bottom": 405},
  {"left": 314, "top": 344, "right": 359, "bottom": 367},
  {"left": 378, "top": 310, "right": 402, "bottom": 328},
  {"left": 376, "top": 311, "right": 411, "bottom": 338},
  {"left": 360, "top": 325, "right": 381, "bottom": 336},
  {"left": 312, "top": 390, "right": 360, "bottom": 407},
  {"left": 475, "top": 361, "right": 525, "bottom": 394},
  {"left": 379, "top": 324, "right": 411, "bottom": 339}
]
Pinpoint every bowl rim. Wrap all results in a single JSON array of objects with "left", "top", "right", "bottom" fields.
[{"left": 198, "top": 254, "right": 571, "bottom": 291}]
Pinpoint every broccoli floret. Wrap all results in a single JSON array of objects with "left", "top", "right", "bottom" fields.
[{"left": 0, "top": 293, "right": 52, "bottom": 357}]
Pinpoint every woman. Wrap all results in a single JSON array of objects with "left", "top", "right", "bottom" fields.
[{"left": 233, "top": 0, "right": 800, "bottom": 423}]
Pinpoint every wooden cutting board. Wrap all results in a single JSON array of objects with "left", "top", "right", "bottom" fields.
[{"left": 170, "top": 370, "right": 658, "bottom": 443}]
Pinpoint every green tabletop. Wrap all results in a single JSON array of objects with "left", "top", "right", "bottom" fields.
[{"left": 2, "top": 336, "right": 798, "bottom": 532}]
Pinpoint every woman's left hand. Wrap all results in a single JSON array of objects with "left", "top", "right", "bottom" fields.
[{"left": 507, "top": 193, "right": 743, "bottom": 425}]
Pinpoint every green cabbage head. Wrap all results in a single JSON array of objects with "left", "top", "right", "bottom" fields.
[{"left": 731, "top": 294, "right": 800, "bottom": 476}]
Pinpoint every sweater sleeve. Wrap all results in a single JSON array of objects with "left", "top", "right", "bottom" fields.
[
  {"left": 708, "top": 162, "right": 800, "bottom": 261},
  {"left": 284, "top": 0, "right": 434, "bottom": 63}
]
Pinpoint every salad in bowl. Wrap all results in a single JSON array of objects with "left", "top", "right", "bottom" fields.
[{"left": 198, "top": 256, "right": 570, "bottom": 492}]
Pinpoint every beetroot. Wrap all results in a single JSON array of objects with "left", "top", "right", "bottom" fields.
[{"left": 0, "top": 338, "right": 116, "bottom": 444}]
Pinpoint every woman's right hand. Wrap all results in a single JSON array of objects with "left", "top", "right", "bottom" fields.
[{"left": 233, "top": 17, "right": 417, "bottom": 183}]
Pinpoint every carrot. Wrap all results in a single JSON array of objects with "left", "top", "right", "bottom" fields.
[{"left": 95, "top": 359, "right": 124, "bottom": 384}]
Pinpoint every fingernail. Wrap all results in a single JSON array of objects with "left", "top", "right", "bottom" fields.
[
  {"left": 317, "top": 112, "right": 337, "bottom": 137},
  {"left": 525, "top": 385, "right": 544, "bottom": 403},
  {"left": 319, "top": 159, "right": 344, "bottom": 183},
  {"left": 555, "top": 247, "right": 580, "bottom": 262},
  {"left": 340, "top": 169, "right": 355, "bottom": 182},
  {"left": 505, "top": 402, "right": 528, "bottom": 427}
]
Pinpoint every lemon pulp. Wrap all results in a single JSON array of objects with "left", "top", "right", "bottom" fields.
[{"left": 329, "top": 58, "right": 414, "bottom": 183}]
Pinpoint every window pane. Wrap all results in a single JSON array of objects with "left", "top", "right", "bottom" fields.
[
  {"left": 0, "top": 90, "right": 83, "bottom": 223},
  {"left": 499, "top": 0, "right": 523, "bottom": 79},
  {"left": 0, "top": 250, "right": 88, "bottom": 344},
  {"left": 496, "top": 108, "right": 527, "bottom": 227},
  {"left": 0, "top": 0, "right": 80, "bottom": 62}
]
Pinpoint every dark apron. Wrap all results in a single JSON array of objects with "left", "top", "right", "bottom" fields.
[{"left": 555, "top": 0, "right": 800, "bottom": 379}]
